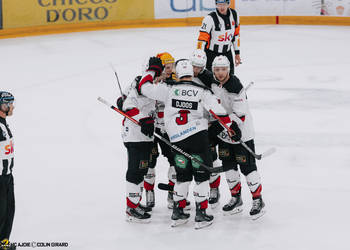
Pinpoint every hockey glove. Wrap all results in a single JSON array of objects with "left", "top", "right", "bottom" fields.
[
  {"left": 208, "top": 120, "right": 224, "bottom": 143},
  {"left": 148, "top": 57, "right": 164, "bottom": 77},
  {"left": 139, "top": 117, "right": 155, "bottom": 138},
  {"left": 229, "top": 122, "right": 242, "bottom": 142},
  {"left": 116, "top": 95, "right": 126, "bottom": 110}
]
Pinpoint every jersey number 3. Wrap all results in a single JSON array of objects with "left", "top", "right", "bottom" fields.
[{"left": 176, "top": 110, "right": 190, "bottom": 125}]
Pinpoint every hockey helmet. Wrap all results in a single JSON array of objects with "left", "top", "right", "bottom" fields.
[
  {"left": 215, "top": 0, "right": 230, "bottom": 5},
  {"left": 175, "top": 59, "right": 194, "bottom": 79},
  {"left": 0, "top": 91, "right": 14, "bottom": 105},
  {"left": 212, "top": 55, "right": 230, "bottom": 72},
  {"left": 190, "top": 49, "right": 207, "bottom": 68},
  {"left": 157, "top": 52, "right": 175, "bottom": 65}
]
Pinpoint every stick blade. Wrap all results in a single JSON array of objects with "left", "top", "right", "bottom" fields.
[{"left": 261, "top": 147, "right": 276, "bottom": 159}]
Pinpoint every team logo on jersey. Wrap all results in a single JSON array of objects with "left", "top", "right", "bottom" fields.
[
  {"left": 139, "top": 160, "right": 149, "bottom": 169},
  {"left": 219, "top": 148, "right": 230, "bottom": 158},
  {"left": 175, "top": 154, "right": 188, "bottom": 168},
  {"left": 218, "top": 32, "right": 234, "bottom": 42},
  {"left": 174, "top": 89, "right": 198, "bottom": 97},
  {"left": 236, "top": 155, "right": 247, "bottom": 163},
  {"left": 191, "top": 155, "right": 203, "bottom": 169},
  {"left": 4, "top": 141, "right": 14, "bottom": 155}
]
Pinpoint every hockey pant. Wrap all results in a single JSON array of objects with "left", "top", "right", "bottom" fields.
[
  {"left": 124, "top": 142, "right": 153, "bottom": 208},
  {"left": 205, "top": 48, "right": 235, "bottom": 75},
  {"left": 218, "top": 139, "right": 262, "bottom": 198},
  {"left": 172, "top": 131, "right": 212, "bottom": 209}
]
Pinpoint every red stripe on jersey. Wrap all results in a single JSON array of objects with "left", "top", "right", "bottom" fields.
[
  {"left": 138, "top": 74, "right": 153, "bottom": 93},
  {"left": 168, "top": 181, "right": 175, "bottom": 186},
  {"left": 220, "top": 115, "right": 231, "bottom": 124},
  {"left": 240, "top": 116, "right": 246, "bottom": 122},
  {"left": 125, "top": 108, "right": 140, "bottom": 117}
]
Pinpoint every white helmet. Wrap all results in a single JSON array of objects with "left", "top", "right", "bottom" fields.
[
  {"left": 175, "top": 59, "right": 194, "bottom": 79},
  {"left": 190, "top": 49, "right": 207, "bottom": 68},
  {"left": 212, "top": 55, "right": 230, "bottom": 72}
]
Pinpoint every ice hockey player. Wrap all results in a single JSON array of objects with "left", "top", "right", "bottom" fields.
[
  {"left": 190, "top": 49, "right": 222, "bottom": 209},
  {"left": 197, "top": 0, "right": 241, "bottom": 74},
  {"left": 211, "top": 55, "right": 265, "bottom": 219},
  {"left": 0, "top": 91, "right": 16, "bottom": 250},
  {"left": 119, "top": 74, "right": 158, "bottom": 223},
  {"left": 137, "top": 57, "right": 236, "bottom": 229},
  {"left": 143, "top": 52, "right": 177, "bottom": 209}
]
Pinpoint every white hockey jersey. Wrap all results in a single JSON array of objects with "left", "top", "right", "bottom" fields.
[
  {"left": 0, "top": 117, "right": 14, "bottom": 175},
  {"left": 139, "top": 72, "right": 229, "bottom": 143},
  {"left": 121, "top": 77, "right": 156, "bottom": 143},
  {"left": 198, "top": 8, "right": 240, "bottom": 54},
  {"left": 210, "top": 75, "right": 255, "bottom": 144}
]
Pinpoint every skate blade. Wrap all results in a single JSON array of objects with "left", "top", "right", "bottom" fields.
[
  {"left": 171, "top": 218, "right": 189, "bottom": 227},
  {"left": 223, "top": 206, "right": 243, "bottom": 216},
  {"left": 251, "top": 209, "right": 266, "bottom": 220},
  {"left": 126, "top": 214, "right": 151, "bottom": 224},
  {"left": 195, "top": 220, "right": 213, "bottom": 230}
]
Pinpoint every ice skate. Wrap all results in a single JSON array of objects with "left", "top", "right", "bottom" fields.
[
  {"left": 171, "top": 201, "right": 190, "bottom": 227},
  {"left": 250, "top": 196, "right": 265, "bottom": 220},
  {"left": 126, "top": 206, "right": 151, "bottom": 223},
  {"left": 222, "top": 195, "right": 243, "bottom": 215},
  {"left": 194, "top": 203, "right": 214, "bottom": 229}
]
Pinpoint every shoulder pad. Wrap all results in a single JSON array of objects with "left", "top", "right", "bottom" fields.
[
  {"left": 222, "top": 75, "right": 243, "bottom": 94},
  {"left": 198, "top": 69, "right": 215, "bottom": 88}
]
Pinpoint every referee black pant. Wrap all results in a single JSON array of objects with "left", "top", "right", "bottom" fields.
[
  {"left": 205, "top": 48, "right": 235, "bottom": 75},
  {"left": 0, "top": 174, "right": 15, "bottom": 241}
]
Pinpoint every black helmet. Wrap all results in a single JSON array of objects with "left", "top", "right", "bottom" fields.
[
  {"left": 215, "top": 0, "right": 230, "bottom": 4},
  {"left": 0, "top": 91, "right": 15, "bottom": 105}
]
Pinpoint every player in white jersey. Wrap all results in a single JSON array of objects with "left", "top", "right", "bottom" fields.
[
  {"left": 137, "top": 57, "right": 235, "bottom": 229},
  {"left": 190, "top": 49, "right": 222, "bottom": 208},
  {"left": 197, "top": 0, "right": 241, "bottom": 74},
  {"left": 118, "top": 75, "right": 158, "bottom": 223},
  {"left": 211, "top": 55, "right": 265, "bottom": 219},
  {"left": 143, "top": 52, "right": 179, "bottom": 209},
  {"left": 0, "top": 92, "right": 16, "bottom": 250}
]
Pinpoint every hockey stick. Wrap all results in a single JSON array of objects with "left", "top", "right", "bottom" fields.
[
  {"left": 158, "top": 183, "right": 174, "bottom": 192},
  {"left": 97, "top": 97, "right": 224, "bottom": 173},
  {"left": 209, "top": 110, "right": 276, "bottom": 160},
  {"left": 109, "top": 63, "right": 125, "bottom": 99},
  {"left": 245, "top": 81, "right": 254, "bottom": 91}
]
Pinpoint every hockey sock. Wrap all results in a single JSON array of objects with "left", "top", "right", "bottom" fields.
[
  {"left": 126, "top": 181, "right": 142, "bottom": 208},
  {"left": 144, "top": 168, "right": 155, "bottom": 191},
  {"left": 174, "top": 181, "right": 191, "bottom": 207},
  {"left": 246, "top": 171, "right": 262, "bottom": 198},
  {"left": 168, "top": 165, "right": 176, "bottom": 185},
  {"left": 193, "top": 180, "right": 210, "bottom": 205}
]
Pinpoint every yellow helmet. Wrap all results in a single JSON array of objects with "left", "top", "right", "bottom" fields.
[{"left": 157, "top": 52, "right": 175, "bottom": 65}]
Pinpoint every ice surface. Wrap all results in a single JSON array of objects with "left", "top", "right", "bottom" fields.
[{"left": 1, "top": 25, "right": 350, "bottom": 249}]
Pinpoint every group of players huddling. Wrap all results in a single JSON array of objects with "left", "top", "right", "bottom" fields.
[{"left": 116, "top": 0, "right": 265, "bottom": 229}]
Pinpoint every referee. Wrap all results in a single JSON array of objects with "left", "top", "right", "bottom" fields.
[
  {"left": 197, "top": 0, "right": 242, "bottom": 74},
  {"left": 0, "top": 91, "right": 16, "bottom": 250}
]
